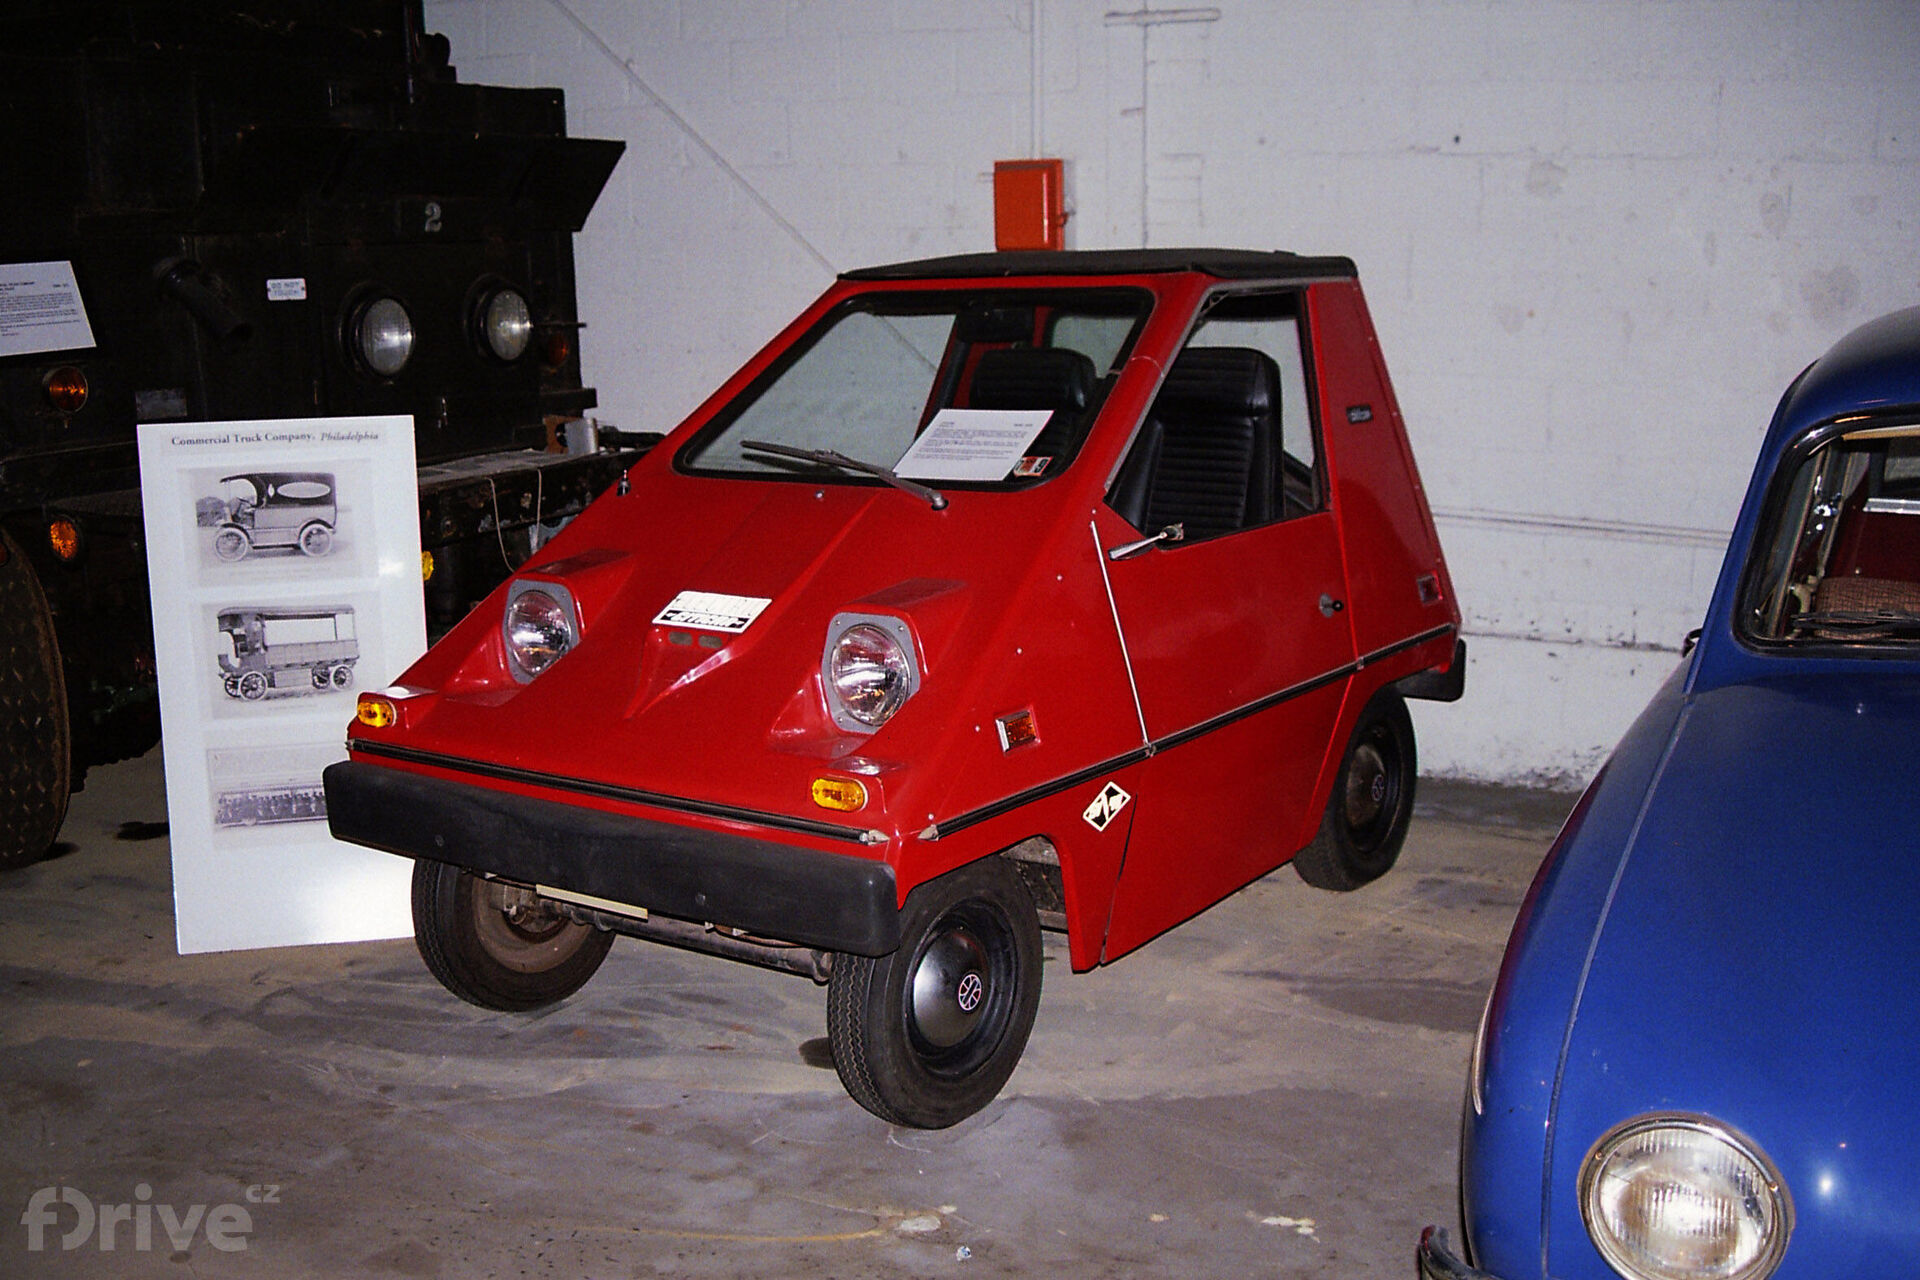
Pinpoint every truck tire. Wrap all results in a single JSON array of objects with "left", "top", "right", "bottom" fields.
[
  {"left": 412, "top": 859, "right": 613, "bottom": 1011},
  {"left": 827, "top": 856, "right": 1043, "bottom": 1128},
  {"left": 1293, "top": 690, "right": 1417, "bottom": 891},
  {"left": 0, "top": 531, "right": 71, "bottom": 871}
]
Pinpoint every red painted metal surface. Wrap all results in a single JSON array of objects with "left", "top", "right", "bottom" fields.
[{"left": 344, "top": 256, "right": 1462, "bottom": 971}]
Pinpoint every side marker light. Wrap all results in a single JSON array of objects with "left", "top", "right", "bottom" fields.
[
  {"left": 48, "top": 518, "right": 81, "bottom": 562},
  {"left": 811, "top": 777, "right": 868, "bottom": 812}
]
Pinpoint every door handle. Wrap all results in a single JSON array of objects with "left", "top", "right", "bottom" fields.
[{"left": 1318, "top": 593, "right": 1344, "bottom": 617}]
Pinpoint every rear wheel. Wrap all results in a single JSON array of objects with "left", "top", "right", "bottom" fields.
[
  {"left": 827, "top": 856, "right": 1042, "bottom": 1128},
  {"left": 0, "top": 531, "right": 70, "bottom": 871},
  {"left": 237, "top": 671, "right": 268, "bottom": 700},
  {"left": 297, "top": 522, "right": 332, "bottom": 557},
  {"left": 1293, "top": 690, "right": 1417, "bottom": 891},
  {"left": 411, "top": 860, "right": 613, "bottom": 1011}
]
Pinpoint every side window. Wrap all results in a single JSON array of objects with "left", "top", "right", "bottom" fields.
[{"left": 1105, "top": 291, "right": 1321, "bottom": 538}]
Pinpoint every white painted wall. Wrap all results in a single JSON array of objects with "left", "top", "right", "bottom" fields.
[{"left": 430, "top": 0, "right": 1920, "bottom": 786}]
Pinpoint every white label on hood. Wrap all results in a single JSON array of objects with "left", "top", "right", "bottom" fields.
[{"left": 653, "top": 590, "right": 773, "bottom": 634}]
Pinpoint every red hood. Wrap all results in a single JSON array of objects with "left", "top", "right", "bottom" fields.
[{"left": 370, "top": 454, "right": 1143, "bottom": 842}]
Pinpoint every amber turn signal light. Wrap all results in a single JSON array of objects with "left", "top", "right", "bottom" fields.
[
  {"left": 421, "top": 550, "right": 435, "bottom": 582},
  {"left": 43, "top": 366, "right": 88, "bottom": 414},
  {"left": 47, "top": 517, "right": 81, "bottom": 563},
  {"left": 356, "top": 695, "right": 398, "bottom": 729},
  {"left": 810, "top": 776, "right": 868, "bottom": 812}
]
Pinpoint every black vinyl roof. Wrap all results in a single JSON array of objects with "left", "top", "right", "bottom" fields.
[{"left": 842, "top": 247, "right": 1358, "bottom": 282}]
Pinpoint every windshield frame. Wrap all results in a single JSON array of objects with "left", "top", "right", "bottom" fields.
[
  {"left": 674, "top": 284, "right": 1156, "bottom": 495},
  {"left": 1735, "top": 408, "right": 1920, "bottom": 657}
]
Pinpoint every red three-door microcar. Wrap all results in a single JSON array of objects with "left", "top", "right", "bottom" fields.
[{"left": 325, "top": 248, "right": 1464, "bottom": 1128}]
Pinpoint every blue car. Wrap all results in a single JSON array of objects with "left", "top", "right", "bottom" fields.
[{"left": 1421, "top": 306, "right": 1920, "bottom": 1280}]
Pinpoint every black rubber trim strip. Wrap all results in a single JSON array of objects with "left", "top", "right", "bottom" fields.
[
  {"left": 323, "top": 761, "right": 901, "bottom": 956},
  {"left": 927, "top": 623, "right": 1458, "bottom": 840},
  {"left": 342, "top": 738, "right": 873, "bottom": 844}
]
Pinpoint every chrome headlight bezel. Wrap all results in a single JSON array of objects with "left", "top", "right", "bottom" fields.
[
  {"left": 503, "top": 580, "right": 580, "bottom": 684},
  {"left": 822, "top": 613, "right": 920, "bottom": 732},
  {"left": 1579, "top": 1113, "right": 1793, "bottom": 1280},
  {"left": 477, "top": 285, "right": 533, "bottom": 362},
  {"left": 348, "top": 293, "right": 416, "bottom": 378}
]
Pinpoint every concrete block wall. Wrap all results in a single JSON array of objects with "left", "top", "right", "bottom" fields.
[{"left": 429, "top": 0, "right": 1920, "bottom": 786}]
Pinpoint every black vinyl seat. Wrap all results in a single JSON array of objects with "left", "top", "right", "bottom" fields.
[
  {"left": 1108, "top": 345, "right": 1282, "bottom": 539},
  {"left": 967, "top": 347, "right": 1098, "bottom": 460}
]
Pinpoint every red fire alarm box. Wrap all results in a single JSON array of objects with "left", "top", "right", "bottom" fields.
[{"left": 993, "top": 159, "right": 1067, "bottom": 251}]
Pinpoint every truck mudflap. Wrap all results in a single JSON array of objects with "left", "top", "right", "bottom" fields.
[{"left": 322, "top": 760, "right": 902, "bottom": 956}]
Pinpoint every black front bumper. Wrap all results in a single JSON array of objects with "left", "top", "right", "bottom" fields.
[{"left": 322, "top": 760, "right": 901, "bottom": 956}]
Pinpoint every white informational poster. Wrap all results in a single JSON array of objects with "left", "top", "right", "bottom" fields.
[
  {"left": 137, "top": 417, "right": 427, "bottom": 954},
  {"left": 0, "top": 260, "right": 96, "bottom": 357},
  {"left": 894, "top": 408, "right": 1052, "bottom": 482}
]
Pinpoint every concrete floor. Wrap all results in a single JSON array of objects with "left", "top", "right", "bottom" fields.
[{"left": 1, "top": 750, "right": 1573, "bottom": 1279}]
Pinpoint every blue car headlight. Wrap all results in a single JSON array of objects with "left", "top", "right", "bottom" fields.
[{"left": 1579, "top": 1114, "right": 1792, "bottom": 1280}]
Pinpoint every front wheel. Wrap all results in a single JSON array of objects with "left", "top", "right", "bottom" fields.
[
  {"left": 827, "top": 856, "right": 1042, "bottom": 1129},
  {"left": 212, "top": 525, "right": 250, "bottom": 562},
  {"left": 411, "top": 860, "right": 613, "bottom": 1012},
  {"left": 0, "top": 531, "right": 70, "bottom": 871},
  {"left": 1293, "top": 690, "right": 1417, "bottom": 891}
]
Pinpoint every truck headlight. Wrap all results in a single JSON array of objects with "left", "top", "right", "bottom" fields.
[
  {"left": 351, "top": 294, "right": 415, "bottom": 377},
  {"left": 504, "top": 581, "right": 580, "bottom": 683},
  {"left": 1580, "top": 1115, "right": 1792, "bottom": 1280},
  {"left": 823, "top": 614, "right": 919, "bottom": 731},
  {"left": 479, "top": 287, "right": 533, "bottom": 362}
]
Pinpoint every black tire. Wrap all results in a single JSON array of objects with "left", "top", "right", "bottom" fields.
[
  {"left": 0, "top": 532, "right": 70, "bottom": 871},
  {"left": 212, "top": 525, "right": 250, "bottom": 561},
  {"left": 827, "top": 856, "right": 1043, "bottom": 1128},
  {"left": 411, "top": 859, "right": 613, "bottom": 1012},
  {"left": 297, "top": 522, "right": 332, "bottom": 557},
  {"left": 1293, "top": 690, "right": 1417, "bottom": 891}
]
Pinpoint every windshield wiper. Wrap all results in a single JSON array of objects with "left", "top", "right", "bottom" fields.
[
  {"left": 1786, "top": 609, "right": 1920, "bottom": 635},
  {"left": 740, "top": 439, "right": 947, "bottom": 510}
]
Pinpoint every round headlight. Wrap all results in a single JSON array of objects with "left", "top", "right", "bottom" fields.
[
  {"left": 828, "top": 623, "right": 913, "bottom": 728},
  {"left": 504, "top": 588, "right": 575, "bottom": 681},
  {"left": 480, "top": 288, "right": 533, "bottom": 362},
  {"left": 353, "top": 295, "right": 415, "bottom": 377},
  {"left": 1581, "top": 1115, "right": 1792, "bottom": 1280}
]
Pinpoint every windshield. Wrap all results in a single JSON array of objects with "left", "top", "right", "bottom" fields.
[
  {"left": 1742, "top": 421, "right": 1920, "bottom": 647},
  {"left": 678, "top": 287, "right": 1152, "bottom": 490}
]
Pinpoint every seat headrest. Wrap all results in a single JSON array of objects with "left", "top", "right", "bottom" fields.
[
  {"left": 969, "top": 347, "right": 1097, "bottom": 413},
  {"left": 1156, "top": 346, "right": 1280, "bottom": 417}
]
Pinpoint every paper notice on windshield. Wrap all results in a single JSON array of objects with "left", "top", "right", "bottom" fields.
[
  {"left": 0, "top": 261, "right": 96, "bottom": 357},
  {"left": 894, "top": 409, "right": 1052, "bottom": 482}
]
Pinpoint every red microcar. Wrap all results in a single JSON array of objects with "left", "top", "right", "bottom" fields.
[{"left": 325, "top": 249, "right": 1464, "bottom": 1128}]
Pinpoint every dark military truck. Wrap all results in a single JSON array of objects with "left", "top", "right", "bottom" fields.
[{"left": 0, "top": 0, "right": 648, "bottom": 867}]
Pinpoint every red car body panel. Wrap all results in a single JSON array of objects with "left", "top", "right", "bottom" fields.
[{"left": 328, "top": 251, "right": 1461, "bottom": 976}]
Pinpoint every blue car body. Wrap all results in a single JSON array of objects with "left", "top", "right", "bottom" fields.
[{"left": 1424, "top": 307, "right": 1920, "bottom": 1280}]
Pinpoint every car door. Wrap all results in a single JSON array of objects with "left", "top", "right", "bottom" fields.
[{"left": 1092, "top": 296, "right": 1356, "bottom": 959}]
